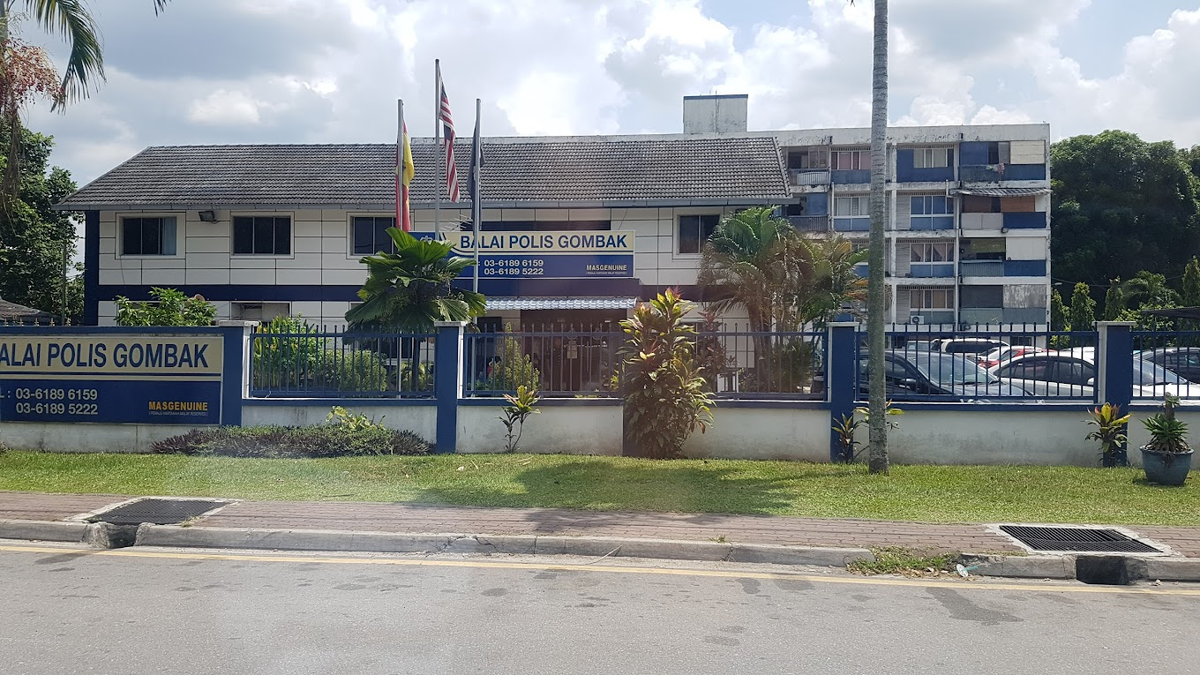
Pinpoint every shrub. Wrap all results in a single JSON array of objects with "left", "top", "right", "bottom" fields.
[
  {"left": 619, "top": 289, "right": 714, "bottom": 459},
  {"left": 484, "top": 325, "right": 541, "bottom": 393},
  {"left": 153, "top": 425, "right": 431, "bottom": 458},
  {"left": 116, "top": 287, "right": 216, "bottom": 326},
  {"left": 499, "top": 386, "right": 540, "bottom": 452},
  {"left": 252, "top": 316, "right": 390, "bottom": 395}
]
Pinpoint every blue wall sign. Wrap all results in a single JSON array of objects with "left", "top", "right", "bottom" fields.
[
  {"left": 0, "top": 335, "right": 224, "bottom": 425},
  {"left": 420, "top": 230, "right": 635, "bottom": 279}
]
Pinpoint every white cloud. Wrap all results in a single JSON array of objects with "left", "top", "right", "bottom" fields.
[{"left": 187, "top": 90, "right": 262, "bottom": 126}]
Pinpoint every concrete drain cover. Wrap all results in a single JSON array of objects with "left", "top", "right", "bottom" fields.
[
  {"left": 89, "top": 498, "right": 227, "bottom": 526},
  {"left": 999, "top": 525, "right": 1161, "bottom": 553}
]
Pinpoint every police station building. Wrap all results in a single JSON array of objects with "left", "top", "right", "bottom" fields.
[{"left": 60, "top": 95, "right": 1052, "bottom": 331}]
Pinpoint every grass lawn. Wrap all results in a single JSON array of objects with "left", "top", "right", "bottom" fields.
[{"left": 0, "top": 451, "right": 1196, "bottom": 525}]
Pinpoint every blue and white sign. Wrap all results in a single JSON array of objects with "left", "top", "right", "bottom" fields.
[
  {"left": 426, "top": 230, "right": 635, "bottom": 279},
  {"left": 0, "top": 335, "right": 224, "bottom": 424}
]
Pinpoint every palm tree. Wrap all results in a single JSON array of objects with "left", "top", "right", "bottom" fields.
[
  {"left": 345, "top": 228, "right": 486, "bottom": 332},
  {"left": 796, "top": 236, "right": 868, "bottom": 331},
  {"left": 697, "top": 206, "right": 796, "bottom": 334},
  {"left": 0, "top": 1, "right": 170, "bottom": 197}
]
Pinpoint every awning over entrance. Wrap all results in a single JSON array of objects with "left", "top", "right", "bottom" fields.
[
  {"left": 951, "top": 187, "right": 1050, "bottom": 197},
  {"left": 485, "top": 296, "right": 639, "bottom": 311}
]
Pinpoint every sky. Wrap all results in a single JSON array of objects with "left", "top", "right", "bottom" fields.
[{"left": 19, "top": 0, "right": 1200, "bottom": 187}]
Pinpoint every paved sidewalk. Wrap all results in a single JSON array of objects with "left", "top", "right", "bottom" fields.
[{"left": 3, "top": 490, "right": 1199, "bottom": 557}]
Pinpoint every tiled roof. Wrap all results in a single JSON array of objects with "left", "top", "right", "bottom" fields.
[
  {"left": 0, "top": 298, "right": 50, "bottom": 319},
  {"left": 486, "top": 297, "right": 638, "bottom": 311},
  {"left": 57, "top": 137, "right": 789, "bottom": 209}
]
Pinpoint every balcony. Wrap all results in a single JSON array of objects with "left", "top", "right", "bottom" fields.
[
  {"left": 908, "top": 216, "right": 954, "bottom": 231},
  {"left": 831, "top": 169, "right": 871, "bottom": 184},
  {"left": 833, "top": 217, "right": 870, "bottom": 232},
  {"left": 787, "top": 215, "right": 829, "bottom": 232},
  {"left": 960, "top": 308, "right": 1047, "bottom": 325},
  {"left": 1004, "top": 260, "right": 1047, "bottom": 276},
  {"left": 1003, "top": 212, "right": 1047, "bottom": 229},
  {"left": 961, "top": 213, "right": 1004, "bottom": 230},
  {"left": 908, "top": 263, "right": 955, "bottom": 278},
  {"left": 960, "top": 165, "right": 1002, "bottom": 182},
  {"left": 790, "top": 169, "right": 830, "bottom": 186},
  {"left": 960, "top": 260, "right": 1004, "bottom": 277}
]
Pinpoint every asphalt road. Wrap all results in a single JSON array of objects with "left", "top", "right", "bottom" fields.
[{"left": 3, "top": 542, "right": 1199, "bottom": 675}]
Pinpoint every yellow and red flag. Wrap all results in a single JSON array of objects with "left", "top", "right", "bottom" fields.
[{"left": 396, "top": 101, "right": 415, "bottom": 232}]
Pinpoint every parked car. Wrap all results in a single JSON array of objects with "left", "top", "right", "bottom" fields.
[
  {"left": 857, "top": 350, "right": 1029, "bottom": 401},
  {"left": 990, "top": 348, "right": 1200, "bottom": 399},
  {"left": 1138, "top": 347, "right": 1200, "bottom": 384},
  {"left": 908, "top": 338, "right": 1009, "bottom": 356},
  {"left": 977, "top": 345, "right": 1047, "bottom": 369}
]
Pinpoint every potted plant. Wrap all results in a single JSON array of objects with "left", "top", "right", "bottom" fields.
[
  {"left": 1085, "top": 402, "right": 1131, "bottom": 468},
  {"left": 1140, "top": 395, "right": 1193, "bottom": 486}
]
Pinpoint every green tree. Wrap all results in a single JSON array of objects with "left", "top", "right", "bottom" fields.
[
  {"left": 1102, "top": 278, "right": 1121, "bottom": 321},
  {"left": 1050, "top": 289, "right": 1069, "bottom": 332},
  {"left": 345, "top": 228, "right": 485, "bottom": 332},
  {"left": 1183, "top": 257, "right": 1200, "bottom": 307},
  {"left": 1069, "top": 282, "right": 1096, "bottom": 332},
  {"left": 1051, "top": 131, "right": 1200, "bottom": 292},
  {"left": 1114, "top": 271, "right": 1178, "bottom": 312},
  {"left": 698, "top": 206, "right": 796, "bottom": 333},
  {"left": 115, "top": 287, "right": 215, "bottom": 326},
  {"left": 0, "top": 1, "right": 171, "bottom": 199},
  {"left": 0, "top": 125, "right": 78, "bottom": 317}
]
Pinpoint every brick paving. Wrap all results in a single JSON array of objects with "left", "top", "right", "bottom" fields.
[{"left": 3, "top": 490, "right": 1198, "bottom": 556}]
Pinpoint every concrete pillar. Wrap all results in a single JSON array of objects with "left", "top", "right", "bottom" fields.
[
  {"left": 216, "top": 320, "right": 259, "bottom": 426},
  {"left": 826, "top": 322, "right": 859, "bottom": 462},
  {"left": 433, "top": 321, "right": 467, "bottom": 454}
]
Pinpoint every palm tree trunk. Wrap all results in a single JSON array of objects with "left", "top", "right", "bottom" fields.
[{"left": 866, "top": 0, "right": 889, "bottom": 474}]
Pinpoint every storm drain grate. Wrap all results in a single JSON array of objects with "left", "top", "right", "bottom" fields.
[
  {"left": 89, "top": 498, "right": 227, "bottom": 526},
  {"left": 999, "top": 525, "right": 1162, "bottom": 553}
]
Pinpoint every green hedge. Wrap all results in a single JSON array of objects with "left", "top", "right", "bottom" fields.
[
  {"left": 153, "top": 425, "right": 431, "bottom": 458},
  {"left": 252, "top": 316, "right": 391, "bottom": 394}
]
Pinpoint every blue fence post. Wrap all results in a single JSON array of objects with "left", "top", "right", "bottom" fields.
[
  {"left": 1096, "top": 321, "right": 1135, "bottom": 465},
  {"left": 216, "top": 321, "right": 258, "bottom": 427},
  {"left": 826, "top": 322, "right": 859, "bottom": 462},
  {"left": 433, "top": 321, "right": 467, "bottom": 454}
]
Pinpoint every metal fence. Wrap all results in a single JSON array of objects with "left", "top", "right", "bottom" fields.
[
  {"left": 855, "top": 324, "right": 1100, "bottom": 402},
  {"left": 1133, "top": 330, "right": 1200, "bottom": 402},
  {"left": 465, "top": 325, "right": 622, "bottom": 398},
  {"left": 250, "top": 326, "right": 436, "bottom": 398},
  {"left": 695, "top": 328, "right": 825, "bottom": 400}
]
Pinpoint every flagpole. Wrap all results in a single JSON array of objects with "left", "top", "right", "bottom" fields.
[
  {"left": 433, "top": 59, "right": 442, "bottom": 237},
  {"left": 472, "top": 97, "right": 481, "bottom": 296}
]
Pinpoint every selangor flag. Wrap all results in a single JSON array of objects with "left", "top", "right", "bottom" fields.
[{"left": 396, "top": 111, "right": 415, "bottom": 232}]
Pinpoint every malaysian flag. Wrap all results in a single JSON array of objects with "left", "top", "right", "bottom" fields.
[{"left": 438, "top": 72, "right": 461, "bottom": 203}]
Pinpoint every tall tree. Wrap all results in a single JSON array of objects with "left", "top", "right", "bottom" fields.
[
  {"left": 697, "top": 206, "right": 795, "bottom": 334},
  {"left": 1068, "top": 282, "right": 1096, "bottom": 333},
  {"left": 1102, "top": 278, "right": 1121, "bottom": 321},
  {"left": 1049, "top": 289, "right": 1069, "bottom": 332},
  {"left": 864, "top": 0, "right": 889, "bottom": 474},
  {"left": 0, "top": 1, "right": 170, "bottom": 199},
  {"left": 1051, "top": 131, "right": 1200, "bottom": 291},
  {"left": 0, "top": 124, "right": 77, "bottom": 317},
  {"left": 1183, "top": 257, "right": 1200, "bottom": 308},
  {"left": 1113, "top": 271, "right": 1178, "bottom": 312}
]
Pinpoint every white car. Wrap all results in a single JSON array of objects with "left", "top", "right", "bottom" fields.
[{"left": 989, "top": 347, "right": 1200, "bottom": 400}]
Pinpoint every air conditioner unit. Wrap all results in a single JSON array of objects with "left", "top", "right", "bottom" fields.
[{"left": 911, "top": 315, "right": 925, "bottom": 325}]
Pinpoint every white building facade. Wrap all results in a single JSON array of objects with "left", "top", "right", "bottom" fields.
[{"left": 60, "top": 96, "right": 1051, "bottom": 331}]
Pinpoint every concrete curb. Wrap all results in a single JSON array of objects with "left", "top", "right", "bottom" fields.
[
  {"left": 0, "top": 519, "right": 90, "bottom": 543},
  {"left": 959, "top": 553, "right": 1078, "bottom": 580},
  {"left": 133, "top": 525, "right": 878, "bottom": 567}
]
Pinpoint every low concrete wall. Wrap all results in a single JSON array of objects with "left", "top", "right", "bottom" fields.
[
  {"left": 684, "top": 408, "right": 831, "bottom": 461},
  {"left": 242, "top": 403, "right": 437, "bottom": 442},
  {"left": 456, "top": 403, "right": 623, "bottom": 455},
  {"left": 885, "top": 408, "right": 1098, "bottom": 466},
  {"left": 0, "top": 422, "right": 201, "bottom": 454}
]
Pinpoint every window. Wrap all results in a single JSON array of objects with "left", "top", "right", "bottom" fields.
[
  {"left": 352, "top": 216, "right": 397, "bottom": 255},
  {"left": 997, "top": 357, "right": 1051, "bottom": 381},
  {"left": 232, "top": 302, "right": 290, "bottom": 321},
  {"left": 912, "top": 147, "right": 950, "bottom": 169},
  {"left": 910, "top": 242, "right": 954, "bottom": 263},
  {"left": 233, "top": 216, "right": 291, "bottom": 256},
  {"left": 677, "top": 214, "right": 719, "bottom": 254},
  {"left": 121, "top": 217, "right": 177, "bottom": 256},
  {"left": 835, "top": 196, "right": 868, "bottom": 217},
  {"left": 910, "top": 196, "right": 953, "bottom": 216},
  {"left": 787, "top": 150, "right": 828, "bottom": 170},
  {"left": 910, "top": 288, "right": 952, "bottom": 310},
  {"left": 832, "top": 149, "right": 868, "bottom": 170}
]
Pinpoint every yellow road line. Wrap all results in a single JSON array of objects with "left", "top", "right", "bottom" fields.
[{"left": 2, "top": 543, "right": 1198, "bottom": 596}]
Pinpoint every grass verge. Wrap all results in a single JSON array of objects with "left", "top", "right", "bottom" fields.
[
  {"left": 0, "top": 451, "right": 1196, "bottom": 525},
  {"left": 848, "top": 547, "right": 957, "bottom": 577}
]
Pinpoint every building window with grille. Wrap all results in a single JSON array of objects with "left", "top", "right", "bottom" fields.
[
  {"left": 832, "top": 149, "right": 869, "bottom": 171},
  {"left": 233, "top": 215, "right": 292, "bottom": 256},
  {"left": 121, "top": 216, "right": 178, "bottom": 256},
  {"left": 351, "top": 216, "right": 398, "bottom": 255},
  {"left": 677, "top": 214, "right": 720, "bottom": 255},
  {"left": 911, "top": 288, "right": 953, "bottom": 310},
  {"left": 910, "top": 242, "right": 955, "bottom": 263},
  {"left": 912, "top": 147, "right": 951, "bottom": 169}
]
